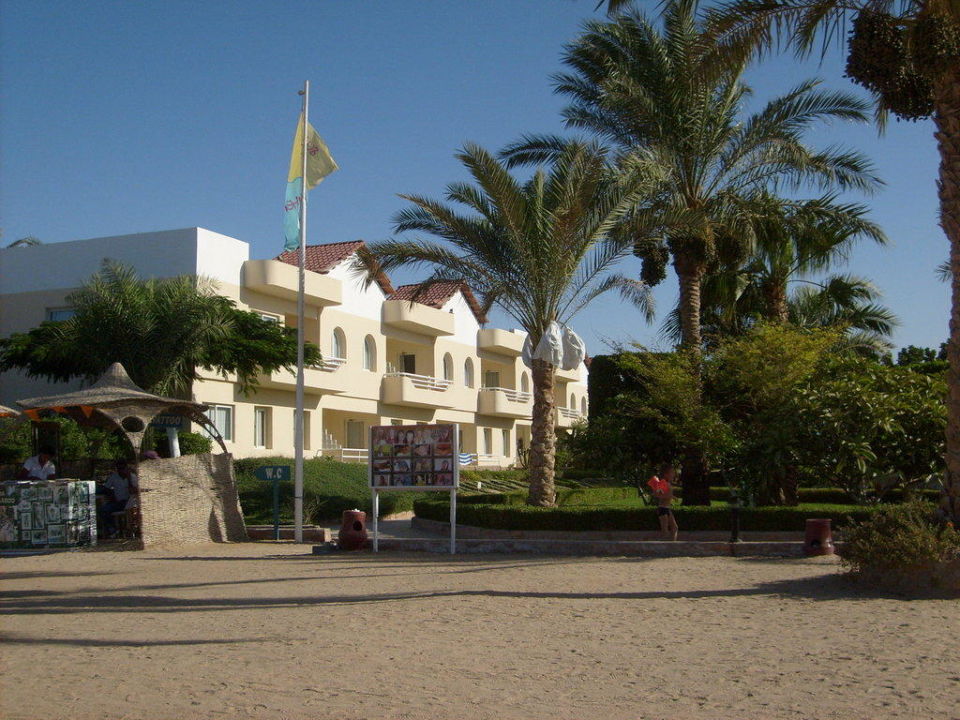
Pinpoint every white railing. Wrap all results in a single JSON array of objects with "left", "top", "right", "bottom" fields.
[
  {"left": 476, "top": 454, "right": 499, "bottom": 467},
  {"left": 384, "top": 372, "right": 452, "bottom": 391},
  {"left": 480, "top": 386, "right": 531, "bottom": 403},
  {"left": 316, "top": 447, "right": 368, "bottom": 463},
  {"left": 310, "top": 356, "right": 346, "bottom": 372},
  {"left": 557, "top": 407, "right": 581, "bottom": 419}
]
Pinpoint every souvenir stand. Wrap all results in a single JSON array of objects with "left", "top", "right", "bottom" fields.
[
  {"left": 11, "top": 363, "right": 247, "bottom": 548},
  {"left": 369, "top": 423, "right": 459, "bottom": 553}
]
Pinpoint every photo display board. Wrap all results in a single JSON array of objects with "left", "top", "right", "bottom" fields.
[
  {"left": 0, "top": 480, "right": 98, "bottom": 549},
  {"left": 369, "top": 424, "right": 459, "bottom": 489}
]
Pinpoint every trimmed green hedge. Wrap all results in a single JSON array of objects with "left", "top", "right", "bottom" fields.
[
  {"left": 235, "top": 457, "right": 418, "bottom": 524},
  {"left": 414, "top": 497, "right": 881, "bottom": 532}
]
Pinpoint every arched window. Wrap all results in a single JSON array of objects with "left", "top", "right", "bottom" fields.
[
  {"left": 363, "top": 335, "right": 376, "bottom": 371},
  {"left": 581, "top": 396, "right": 587, "bottom": 416},
  {"left": 443, "top": 353, "right": 454, "bottom": 382},
  {"left": 464, "top": 358, "right": 474, "bottom": 388},
  {"left": 520, "top": 372, "right": 529, "bottom": 394},
  {"left": 332, "top": 327, "right": 346, "bottom": 359},
  {"left": 570, "top": 392, "right": 576, "bottom": 409}
]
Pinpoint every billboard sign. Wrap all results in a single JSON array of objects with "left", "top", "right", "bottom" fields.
[{"left": 369, "top": 424, "right": 459, "bottom": 490}]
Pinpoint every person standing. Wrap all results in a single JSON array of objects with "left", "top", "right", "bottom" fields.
[{"left": 648, "top": 463, "right": 679, "bottom": 541}]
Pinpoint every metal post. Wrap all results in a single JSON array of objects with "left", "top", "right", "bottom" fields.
[
  {"left": 372, "top": 489, "right": 379, "bottom": 552},
  {"left": 293, "top": 80, "right": 309, "bottom": 544},
  {"left": 450, "top": 487, "right": 456, "bottom": 554},
  {"left": 272, "top": 476, "right": 281, "bottom": 541},
  {"left": 730, "top": 486, "right": 741, "bottom": 543}
]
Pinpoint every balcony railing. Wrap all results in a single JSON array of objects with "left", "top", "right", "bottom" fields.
[
  {"left": 557, "top": 407, "right": 581, "bottom": 419},
  {"left": 310, "top": 356, "right": 346, "bottom": 372},
  {"left": 384, "top": 372, "right": 452, "bottom": 391},
  {"left": 479, "top": 386, "right": 531, "bottom": 402},
  {"left": 316, "top": 447, "right": 368, "bottom": 463}
]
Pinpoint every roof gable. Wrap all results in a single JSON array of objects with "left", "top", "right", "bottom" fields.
[
  {"left": 389, "top": 281, "right": 487, "bottom": 324},
  {"left": 276, "top": 241, "right": 393, "bottom": 295}
]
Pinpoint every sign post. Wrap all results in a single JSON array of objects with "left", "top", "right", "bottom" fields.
[
  {"left": 254, "top": 465, "right": 291, "bottom": 540},
  {"left": 369, "top": 423, "right": 459, "bottom": 554}
]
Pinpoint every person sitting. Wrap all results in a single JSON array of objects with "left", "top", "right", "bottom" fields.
[
  {"left": 17, "top": 447, "right": 56, "bottom": 481},
  {"left": 98, "top": 460, "right": 139, "bottom": 538}
]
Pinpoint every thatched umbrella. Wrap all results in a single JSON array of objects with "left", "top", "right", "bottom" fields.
[
  {"left": 0, "top": 404, "right": 21, "bottom": 418},
  {"left": 16, "top": 362, "right": 225, "bottom": 455}
]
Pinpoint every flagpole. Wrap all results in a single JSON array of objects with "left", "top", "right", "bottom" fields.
[{"left": 294, "top": 80, "right": 309, "bottom": 543}]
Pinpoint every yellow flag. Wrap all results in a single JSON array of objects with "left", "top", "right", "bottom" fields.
[{"left": 287, "top": 113, "right": 338, "bottom": 190}]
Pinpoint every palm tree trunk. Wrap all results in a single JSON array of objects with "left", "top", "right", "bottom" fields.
[
  {"left": 762, "top": 281, "right": 789, "bottom": 323},
  {"left": 935, "top": 69, "right": 960, "bottom": 524},
  {"left": 527, "top": 358, "right": 557, "bottom": 507},
  {"left": 673, "top": 253, "right": 711, "bottom": 505}
]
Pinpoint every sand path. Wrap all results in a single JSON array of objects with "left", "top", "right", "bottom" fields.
[{"left": 1, "top": 543, "right": 957, "bottom": 720}]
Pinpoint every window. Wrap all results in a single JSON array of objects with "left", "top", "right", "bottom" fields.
[
  {"left": 346, "top": 420, "right": 365, "bottom": 448},
  {"left": 259, "top": 313, "right": 280, "bottom": 324},
  {"left": 391, "top": 419, "right": 403, "bottom": 426},
  {"left": 570, "top": 393, "right": 576, "bottom": 409},
  {"left": 464, "top": 358, "right": 474, "bottom": 388},
  {"left": 363, "top": 335, "right": 376, "bottom": 371},
  {"left": 46, "top": 307, "right": 76, "bottom": 322},
  {"left": 400, "top": 353, "right": 416, "bottom": 374},
  {"left": 520, "top": 372, "right": 529, "bottom": 394},
  {"left": 303, "top": 410, "right": 312, "bottom": 451},
  {"left": 484, "top": 370, "right": 500, "bottom": 388},
  {"left": 581, "top": 397, "right": 587, "bottom": 416},
  {"left": 204, "top": 404, "right": 234, "bottom": 442},
  {"left": 502, "top": 429, "right": 510, "bottom": 457},
  {"left": 483, "top": 428, "right": 493, "bottom": 455},
  {"left": 253, "top": 407, "right": 270, "bottom": 448},
  {"left": 332, "top": 327, "right": 346, "bottom": 359},
  {"left": 443, "top": 353, "right": 454, "bottom": 382}
]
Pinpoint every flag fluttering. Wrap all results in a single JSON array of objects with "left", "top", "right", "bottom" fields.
[{"left": 283, "top": 113, "right": 338, "bottom": 251}]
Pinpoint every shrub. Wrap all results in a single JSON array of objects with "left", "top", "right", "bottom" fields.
[
  {"left": 840, "top": 502, "right": 960, "bottom": 591},
  {"left": 414, "top": 497, "right": 879, "bottom": 532}
]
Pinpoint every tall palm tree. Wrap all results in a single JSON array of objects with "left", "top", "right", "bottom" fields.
[
  {"left": 360, "top": 141, "right": 655, "bottom": 506},
  {"left": 661, "top": 193, "right": 895, "bottom": 347},
  {"left": 708, "top": 0, "right": 960, "bottom": 522},
  {"left": 504, "top": 0, "right": 878, "bottom": 502}
]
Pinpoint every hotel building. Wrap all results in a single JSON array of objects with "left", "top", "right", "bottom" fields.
[{"left": 0, "top": 228, "right": 589, "bottom": 465}]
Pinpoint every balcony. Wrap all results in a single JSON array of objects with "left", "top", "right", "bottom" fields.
[
  {"left": 381, "top": 372, "right": 455, "bottom": 408},
  {"left": 478, "top": 386, "right": 532, "bottom": 418},
  {"left": 554, "top": 406, "right": 583, "bottom": 428},
  {"left": 243, "top": 259, "right": 342, "bottom": 306},
  {"left": 477, "top": 328, "right": 524, "bottom": 356},
  {"left": 382, "top": 300, "right": 455, "bottom": 336},
  {"left": 258, "top": 357, "right": 347, "bottom": 394}
]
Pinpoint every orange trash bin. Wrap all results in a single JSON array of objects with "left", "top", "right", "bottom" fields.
[{"left": 338, "top": 509, "right": 368, "bottom": 551}]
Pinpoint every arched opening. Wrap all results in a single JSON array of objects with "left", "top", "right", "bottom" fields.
[
  {"left": 581, "top": 396, "right": 587, "bottom": 416},
  {"left": 363, "top": 335, "right": 376, "bottom": 371},
  {"left": 570, "top": 392, "right": 576, "bottom": 410},
  {"left": 464, "top": 358, "right": 474, "bottom": 388},
  {"left": 520, "top": 371, "right": 529, "bottom": 394},
  {"left": 443, "top": 353, "right": 454, "bottom": 382},
  {"left": 332, "top": 327, "right": 346, "bottom": 360}
]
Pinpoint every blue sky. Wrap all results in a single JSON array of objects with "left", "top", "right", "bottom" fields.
[{"left": 0, "top": 0, "right": 946, "bottom": 358}]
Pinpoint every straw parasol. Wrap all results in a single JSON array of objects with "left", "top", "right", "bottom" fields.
[
  {"left": 16, "top": 362, "right": 226, "bottom": 455},
  {"left": 0, "top": 404, "right": 21, "bottom": 418}
]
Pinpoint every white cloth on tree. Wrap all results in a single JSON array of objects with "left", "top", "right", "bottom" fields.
[{"left": 522, "top": 322, "right": 585, "bottom": 371}]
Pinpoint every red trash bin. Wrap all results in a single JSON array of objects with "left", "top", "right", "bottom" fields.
[
  {"left": 804, "top": 518, "right": 834, "bottom": 556},
  {"left": 338, "top": 509, "right": 368, "bottom": 551}
]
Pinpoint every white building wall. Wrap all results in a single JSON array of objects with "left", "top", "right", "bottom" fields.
[
  {"left": 325, "top": 258, "right": 384, "bottom": 320},
  {"left": 441, "top": 291, "right": 481, "bottom": 346}
]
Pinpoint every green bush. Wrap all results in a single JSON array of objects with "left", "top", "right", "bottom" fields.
[
  {"left": 414, "top": 497, "right": 878, "bottom": 532},
  {"left": 839, "top": 502, "right": 960, "bottom": 589},
  {"left": 234, "top": 457, "right": 419, "bottom": 524}
]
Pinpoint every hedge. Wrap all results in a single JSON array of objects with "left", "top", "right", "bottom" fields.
[{"left": 414, "top": 497, "right": 882, "bottom": 533}]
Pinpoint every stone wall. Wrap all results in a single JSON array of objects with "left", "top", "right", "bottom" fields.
[{"left": 138, "top": 453, "right": 247, "bottom": 546}]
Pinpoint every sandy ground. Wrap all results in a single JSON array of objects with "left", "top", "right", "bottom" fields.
[{"left": 1, "top": 543, "right": 958, "bottom": 720}]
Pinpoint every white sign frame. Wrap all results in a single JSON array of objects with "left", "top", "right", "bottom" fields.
[{"left": 368, "top": 423, "right": 459, "bottom": 554}]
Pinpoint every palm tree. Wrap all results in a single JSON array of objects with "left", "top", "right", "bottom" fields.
[
  {"left": 360, "top": 141, "right": 655, "bottom": 506},
  {"left": 708, "top": 0, "right": 960, "bottom": 523},
  {"left": 661, "top": 193, "right": 895, "bottom": 348},
  {"left": 504, "top": 0, "right": 878, "bottom": 503}
]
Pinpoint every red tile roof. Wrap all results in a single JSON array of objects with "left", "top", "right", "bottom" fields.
[
  {"left": 388, "top": 281, "right": 487, "bottom": 324},
  {"left": 276, "top": 241, "right": 394, "bottom": 295}
]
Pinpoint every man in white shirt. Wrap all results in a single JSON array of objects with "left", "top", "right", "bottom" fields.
[
  {"left": 98, "top": 460, "right": 139, "bottom": 537},
  {"left": 17, "top": 447, "right": 56, "bottom": 481}
]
